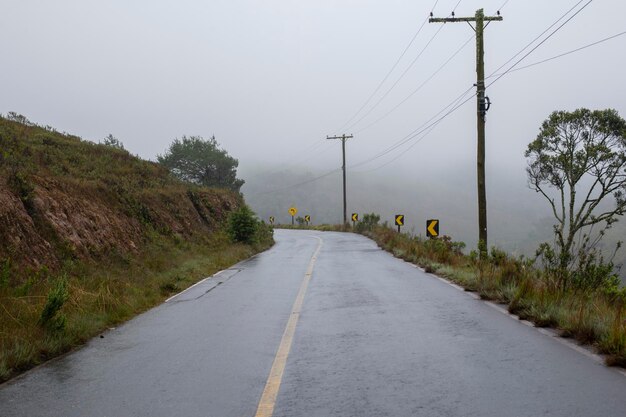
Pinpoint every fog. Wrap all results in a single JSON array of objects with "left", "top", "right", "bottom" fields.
[{"left": 2, "top": 1, "right": 626, "bottom": 269}]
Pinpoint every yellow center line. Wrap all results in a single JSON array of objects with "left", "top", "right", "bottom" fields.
[{"left": 254, "top": 235, "right": 323, "bottom": 417}]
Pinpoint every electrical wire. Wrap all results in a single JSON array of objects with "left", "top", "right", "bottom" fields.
[
  {"left": 488, "top": 29, "right": 626, "bottom": 77},
  {"left": 249, "top": 0, "right": 601, "bottom": 193},
  {"left": 357, "top": 11, "right": 615, "bottom": 172},
  {"left": 451, "top": 0, "right": 463, "bottom": 14},
  {"left": 344, "top": 24, "right": 446, "bottom": 132},
  {"left": 355, "top": 122, "right": 441, "bottom": 173},
  {"left": 355, "top": 34, "right": 474, "bottom": 134},
  {"left": 344, "top": 0, "right": 467, "bottom": 133},
  {"left": 487, "top": 0, "right": 594, "bottom": 88},
  {"left": 349, "top": 86, "right": 476, "bottom": 169},
  {"left": 259, "top": 1, "right": 448, "bottom": 174},
  {"left": 496, "top": 0, "right": 511, "bottom": 13},
  {"left": 349, "top": 0, "right": 596, "bottom": 171},
  {"left": 487, "top": 0, "right": 588, "bottom": 81},
  {"left": 335, "top": 0, "right": 442, "bottom": 133}
]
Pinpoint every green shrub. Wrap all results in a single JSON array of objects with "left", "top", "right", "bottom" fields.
[
  {"left": 254, "top": 221, "right": 274, "bottom": 246},
  {"left": 38, "top": 276, "right": 70, "bottom": 332},
  {"left": 490, "top": 246, "right": 508, "bottom": 266},
  {"left": 227, "top": 206, "right": 259, "bottom": 244},
  {"left": 355, "top": 213, "right": 380, "bottom": 233}
]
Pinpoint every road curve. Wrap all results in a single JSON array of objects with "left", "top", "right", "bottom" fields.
[{"left": 1, "top": 230, "right": 626, "bottom": 417}]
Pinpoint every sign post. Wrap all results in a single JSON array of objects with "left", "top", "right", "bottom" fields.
[
  {"left": 288, "top": 207, "right": 298, "bottom": 225},
  {"left": 395, "top": 215, "right": 404, "bottom": 233},
  {"left": 426, "top": 219, "right": 439, "bottom": 238}
]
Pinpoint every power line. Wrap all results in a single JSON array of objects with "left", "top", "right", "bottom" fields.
[
  {"left": 451, "top": 0, "right": 464, "bottom": 15},
  {"left": 353, "top": 7, "right": 615, "bottom": 173},
  {"left": 351, "top": 0, "right": 596, "bottom": 171},
  {"left": 345, "top": 23, "right": 446, "bottom": 132},
  {"left": 355, "top": 24, "right": 622, "bottom": 173},
  {"left": 335, "top": 0, "right": 442, "bottom": 133},
  {"left": 259, "top": 2, "right": 453, "bottom": 174},
  {"left": 487, "top": 0, "right": 594, "bottom": 89},
  {"left": 349, "top": 85, "right": 476, "bottom": 169},
  {"left": 487, "top": 0, "right": 588, "bottom": 81},
  {"left": 355, "top": 34, "right": 474, "bottom": 134},
  {"left": 247, "top": 86, "right": 474, "bottom": 197},
  {"left": 355, "top": 122, "right": 441, "bottom": 173},
  {"left": 249, "top": 0, "right": 599, "bottom": 196},
  {"left": 496, "top": 0, "right": 511, "bottom": 13},
  {"left": 348, "top": 1, "right": 508, "bottom": 135},
  {"left": 489, "top": 29, "right": 626, "bottom": 77}
]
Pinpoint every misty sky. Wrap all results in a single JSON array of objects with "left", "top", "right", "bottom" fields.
[{"left": 2, "top": 0, "right": 626, "bottom": 225}]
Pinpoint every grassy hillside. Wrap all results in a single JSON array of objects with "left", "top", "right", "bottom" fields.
[{"left": 0, "top": 114, "right": 273, "bottom": 382}]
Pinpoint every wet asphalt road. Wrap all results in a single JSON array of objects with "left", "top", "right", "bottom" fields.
[{"left": 2, "top": 229, "right": 626, "bottom": 417}]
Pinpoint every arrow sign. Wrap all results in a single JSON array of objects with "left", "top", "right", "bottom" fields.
[
  {"left": 395, "top": 215, "right": 405, "bottom": 226},
  {"left": 304, "top": 215, "right": 311, "bottom": 223},
  {"left": 269, "top": 216, "right": 275, "bottom": 225},
  {"left": 351, "top": 213, "right": 359, "bottom": 222},
  {"left": 427, "top": 219, "right": 439, "bottom": 238},
  {"left": 288, "top": 207, "right": 298, "bottom": 217}
]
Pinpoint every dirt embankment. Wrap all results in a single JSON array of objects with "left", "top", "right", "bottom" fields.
[{"left": 0, "top": 117, "right": 241, "bottom": 273}]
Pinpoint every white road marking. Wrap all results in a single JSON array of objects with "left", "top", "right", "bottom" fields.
[{"left": 165, "top": 270, "right": 224, "bottom": 303}]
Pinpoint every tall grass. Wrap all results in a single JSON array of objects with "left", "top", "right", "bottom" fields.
[
  {"left": 363, "top": 225, "right": 626, "bottom": 367},
  {"left": 0, "top": 231, "right": 272, "bottom": 383}
]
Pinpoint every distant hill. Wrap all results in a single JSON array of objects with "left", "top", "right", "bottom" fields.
[{"left": 241, "top": 164, "right": 626, "bottom": 280}]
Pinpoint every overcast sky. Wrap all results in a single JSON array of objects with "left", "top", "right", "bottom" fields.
[{"left": 2, "top": 0, "right": 625, "bottom": 194}]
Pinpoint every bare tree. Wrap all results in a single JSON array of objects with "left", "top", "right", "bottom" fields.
[{"left": 526, "top": 108, "right": 626, "bottom": 289}]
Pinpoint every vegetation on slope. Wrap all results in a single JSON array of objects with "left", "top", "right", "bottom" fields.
[
  {"left": 0, "top": 114, "right": 273, "bottom": 382},
  {"left": 355, "top": 219, "right": 626, "bottom": 367}
]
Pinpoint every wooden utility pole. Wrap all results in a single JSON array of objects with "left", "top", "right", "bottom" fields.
[
  {"left": 429, "top": 8, "right": 502, "bottom": 259},
  {"left": 327, "top": 134, "right": 353, "bottom": 226}
]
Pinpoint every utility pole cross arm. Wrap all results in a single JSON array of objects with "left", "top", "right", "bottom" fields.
[{"left": 429, "top": 16, "right": 503, "bottom": 23}]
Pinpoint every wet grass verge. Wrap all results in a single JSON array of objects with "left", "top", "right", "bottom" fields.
[
  {"left": 361, "top": 226, "right": 626, "bottom": 368},
  {"left": 0, "top": 232, "right": 273, "bottom": 383}
]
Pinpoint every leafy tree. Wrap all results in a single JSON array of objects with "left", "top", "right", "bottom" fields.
[
  {"left": 157, "top": 135, "right": 244, "bottom": 192},
  {"left": 102, "top": 134, "right": 125, "bottom": 150},
  {"left": 526, "top": 108, "right": 626, "bottom": 289}
]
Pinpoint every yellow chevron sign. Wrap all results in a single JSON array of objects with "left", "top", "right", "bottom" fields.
[
  {"left": 269, "top": 216, "right": 275, "bottom": 224},
  {"left": 304, "top": 215, "right": 311, "bottom": 223},
  {"left": 395, "top": 215, "right": 404, "bottom": 226},
  {"left": 351, "top": 213, "right": 359, "bottom": 222},
  {"left": 427, "top": 219, "right": 439, "bottom": 238}
]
